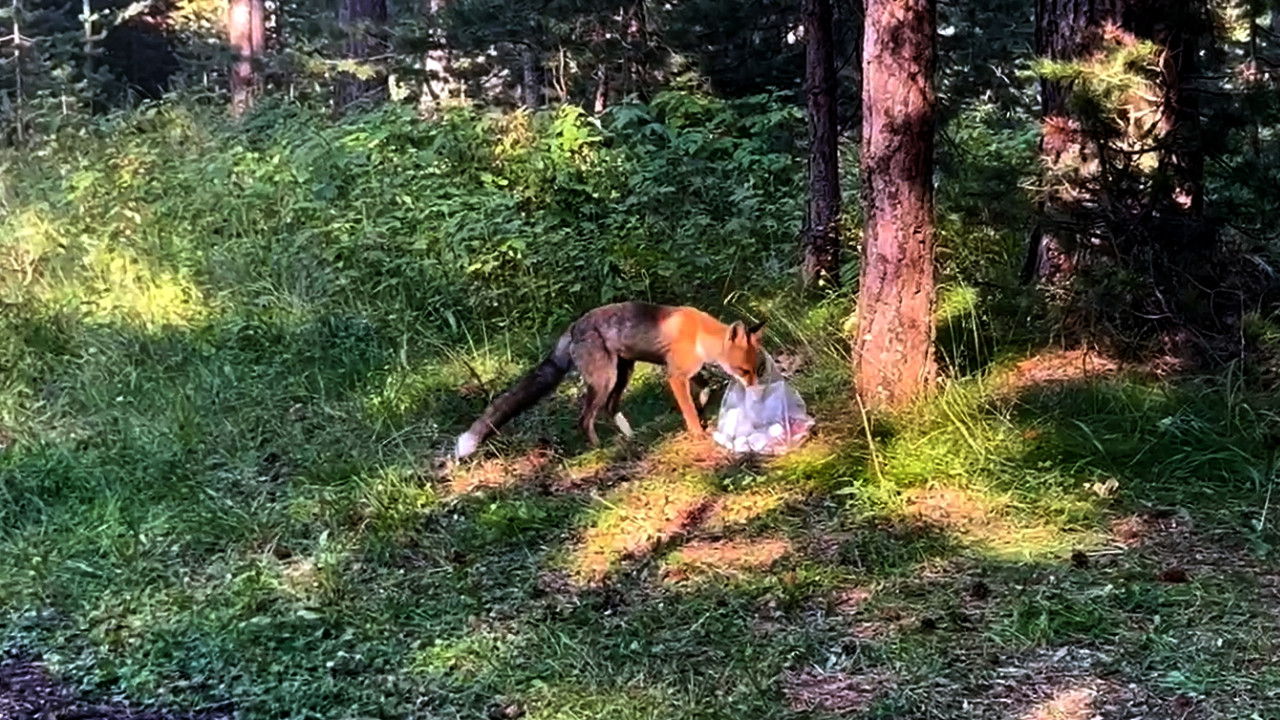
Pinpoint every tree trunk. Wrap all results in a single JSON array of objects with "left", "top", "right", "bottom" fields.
[
  {"left": 1150, "top": 1, "right": 1204, "bottom": 218},
  {"left": 854, "top": 0, "right": 937, "bottom": 409},
  {"left": 1036, "top": 0, "right": 1123, "bottom": 119},
  {"left": 417, "top": 0, "right": 455, "bottom": 114},
  {"left": 1027, "top": 0, "right": 1125, "bottom": 282},
  {"left": 520, "top": 45, "right": 543, "bottom": 108},
  {"left": 228, "top": 0, "right": 264, "bottom": 117},
  {"left": 1028, "top": 0, "right": 1207, "bottom": 283},
  {"left": 593, "top": 64, "right": 609, "bottom": 113},
  {"left": 336, "top": 0, "right": 388, "bottom": 111},
  {"left": 802, "top": 0, "right": 842, "bottom": 287}
]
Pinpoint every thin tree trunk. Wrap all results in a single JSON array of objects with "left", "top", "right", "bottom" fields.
[
  {"left": 336, "top": 0, "right": 388, "bottom": 111},
  {"left": 520, "top": 45, "right": 543, "bottom": 108},
  {"left": 1153, "top": 1, "right": 1203, "bottom": 218},
  {"left": 11, "top": 0, "right": 24, "bottom": 143},
  {"left": 593, "top": 64, "right": 609, "bottom": 113},
  {"left": 854, "top": 0, "right": 937, "bottom": 409},
  {"left": 802, "top": 0, "right": 841, "bottom": 286},
  {"left": 229, "top": 0, "right": 264, "bottom": 117}
]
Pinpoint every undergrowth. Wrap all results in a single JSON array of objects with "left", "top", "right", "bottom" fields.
[{"left": 1, "top": 94, "right": 1277, "bottom": 719}]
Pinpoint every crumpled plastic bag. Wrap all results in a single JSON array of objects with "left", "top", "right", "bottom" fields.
[{"left": 712, "top": 352, "right": 815, "bottom": 455}]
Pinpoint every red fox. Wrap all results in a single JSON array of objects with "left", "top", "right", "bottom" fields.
[{"left": 455, "top": 301, "right": 766, "bottom": 458}]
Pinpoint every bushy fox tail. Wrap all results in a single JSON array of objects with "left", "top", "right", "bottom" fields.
[{"left": 455, "top": 333, "right": 574, "bottom": 458}]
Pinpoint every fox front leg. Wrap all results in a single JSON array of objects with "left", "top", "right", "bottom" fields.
[{"left": 666, "top": 371, "right": 707, "bottom": 439}]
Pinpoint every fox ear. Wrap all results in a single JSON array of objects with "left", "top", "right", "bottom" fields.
[
  {"left": 747, "top": 320, "right": 766, "bottom": 346},
  {"left": 727, "top": 321, "right": 746, "bottom": 343}
]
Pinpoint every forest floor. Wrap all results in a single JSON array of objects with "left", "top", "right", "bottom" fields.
[{"left": 4, "top": 337, "right": 1279, "bottom": 719}]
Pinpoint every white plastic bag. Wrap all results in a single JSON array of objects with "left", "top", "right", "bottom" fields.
[{"left": 711, "top": 352, "right": 814, "bottom": 455}]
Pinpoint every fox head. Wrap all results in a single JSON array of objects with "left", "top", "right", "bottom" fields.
[{"left": 722, "top": 320, "right": 766, "bottom": 386}]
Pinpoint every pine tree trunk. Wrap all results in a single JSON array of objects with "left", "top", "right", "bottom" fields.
[
  {"left": 1151, "top": 0, "right": 1204, "bottom": 218},
  {"left": 1027, "top": 0, "right": 1125, "bottom": 282},
  {"left": 336, "top": 0, "right": 388, "bottom": 111},
  {"left": 228, "top": 0, "right": 264, "bottom": 117},
  {"left": 417, "top": 0, "right": 454, "bottom": 113},
  {"left": 1028, "top": 0, "right": 1206, "bottom": 282},
  {"left": 854, "top": 0, "right": 937, "bottom": 409},
  {"left": 802, "top": 0, "right": 841, "bottom": 287}
]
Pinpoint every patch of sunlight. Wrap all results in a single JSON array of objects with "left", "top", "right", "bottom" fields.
[
  {"left": 80, "top": 246, "right": 212, "bottom": 331},
  {"left": 660, "top": 536, "right": 792, "bottom": 584},
  {"left": 990, "top": 349, "right": 1121, "bottom": 397},
  {"left": 873, "top": 381, "right": 1024, "bottom": 486},
  {"left": 356, "top": 466, "right": 439, "bottom": 538},
  {"left": 764, "top": 433, "right": 860, "bottom": 485},
  {"left": 521, "top": 682, "right": 671, "bottom": 719},
  {"left": 494, "top": 108, "right": 536, "bottom": 161},
  {"left": 280, "top": 557, "right": 320, "bottom": 595},
  {"left": 637, "top": 430, "right": 737, "bottom": 474},
  {"left": 0, "top": 207, "right": 62, "bottom": 303},
  {"left": 169, "top": 0, "right": 226, "bottom": 42},
  {"left": 1019, "top": 683, "right": 1098, "bottom": 720},
  {"left": 447, "top": 447, "right": 558, "bottom": 497},
  {"left": 568, "top": 476, "right": 713, "bottom": 584},
  {"left": 935, "top": 283, "right": 981, "bottom": 326},
  {"left": 702, "top": 488, "right": 797, "bottom": 532},
  {"left": 261, "top": 530, "right": 356, "bottom": 604},
  {"left": 897, "top": 484, "right": 1096, "bottom": 561}
]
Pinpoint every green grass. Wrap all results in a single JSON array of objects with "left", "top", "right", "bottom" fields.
[
  {"left": 3, "top": 98, "right": 1280, "bottom": 719},
  {"left": 4, "top": 305, "right": 1279, "bottom": 718}
]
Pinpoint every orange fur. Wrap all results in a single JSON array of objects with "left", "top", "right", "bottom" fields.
[{"left": 455, "top": 301, "right": 765, "bottom": 458}]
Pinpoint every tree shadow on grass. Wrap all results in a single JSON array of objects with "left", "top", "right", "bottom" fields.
[
  {"left": 998, "top": 365, "right": 1277, "bottom": 533},
  {"left": 5, "top": 309, "right": 1280, "bottom": 719}
]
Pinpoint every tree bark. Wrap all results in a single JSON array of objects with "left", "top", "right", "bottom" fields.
[
  {"left": 336, "top": 0, "right": 388, "bottom": 111},
  {"left": 854, "top": 0, "right": 937, "bottom": 409},
  {"left": 802, "top": 0, "right": 842, "bottom": 287},
  {"left": 1149, "top": 0, "right": 1204, "bottom": 218},
  {"left": 228, "top": 0, "right": 264, "bottom": 117},
  {"left": 1028, "top": 0, "right": 1207, "bottom": 282},
  {"left": 520, "top": 45, "right": 543, "bottom": 108},
  {"left": 1027, "top": 0, "right": 1124, "bottom": 282}
]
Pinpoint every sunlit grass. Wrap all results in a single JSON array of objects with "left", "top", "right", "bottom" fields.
[
  {"left": 82, "top": 246, "right": 215, "bottom": 331},
  {"left": 568, "top": 476, "right": 715, "bottom": 583}
]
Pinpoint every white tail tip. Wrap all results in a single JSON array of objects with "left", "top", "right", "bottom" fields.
[{"left": 455, "top": 432, "right": 479, "bottom": 459}]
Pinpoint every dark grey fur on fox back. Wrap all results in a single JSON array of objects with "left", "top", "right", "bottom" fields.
[{"left": 454, "top": 333, "right": 573, "bottom": 458}]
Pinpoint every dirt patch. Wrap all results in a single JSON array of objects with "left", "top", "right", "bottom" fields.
[
  {"left": 831, "top": 586, "right": 874, "bottom": 614},
  {"left": 569, "top": 480, "right": 714, "bottom": 583},
  {"left": 661, "top": 537, "right": 791, "bottom": 583},
  {"left": 903, "top": 486, "right": 997, "bottom": 532},
  {"left": 1108, "top": 511, "right": 1187, "bottom": 548},
  {"left": 994, "top": 349, "right": 1122, "bottom": 397},
  {"left": 976, "top": 648, "right": 1204, "bottom": 720},
  {"left": 0, "top": 653, "right": 232, "bottom": 720},
  {"left": 779, "top": 667, "right": 891, "bottom": 715}
]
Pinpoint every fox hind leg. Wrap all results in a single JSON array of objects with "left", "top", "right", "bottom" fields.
[
  {"left": 607, "top": 359, "right": 636, "bottom": 438},
  {"left": 572, "top": 339, "right": 616, "bottom": 446}
]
